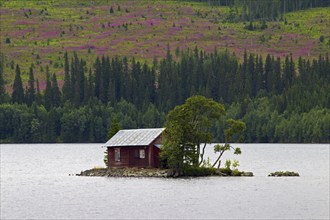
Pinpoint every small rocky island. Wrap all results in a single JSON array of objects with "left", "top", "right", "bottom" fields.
[
  {"left": 79, "top": 97, "right": 256, "bottom": 179},
  {"left": 268, "top": 171, "right": 300, "bottom": 177},
  {"left": 77, "top": 167, "right": 254, "bottom": 178}
]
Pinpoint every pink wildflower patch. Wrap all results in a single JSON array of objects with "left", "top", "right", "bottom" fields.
[
  {"left": 96, "top": 47, "right": 108, "bottom": 55},
  {"left": 8, "top": 29, "right": 32, "bottom": 37},
  {"left": 41, "top": 30, "right": 61, "bottom": 38},
  {"left": 142, "top": 18, "right": 162, "bottom": 26},
  {"left": 15, "top": 20, "right": 37, "bottom": 25},
  {"left": 110, "top": 39, "right": 121, "bottom": 45},
  {"left": 94, "top": 31, "right": 112, "bottom": 39}
]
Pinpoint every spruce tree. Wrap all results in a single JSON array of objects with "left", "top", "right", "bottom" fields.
[
  {"left": 44, "top": 66, "right": 52, "bottom": 110},
  {"left": 247, "top": 53, "right": 255, "bottom": 97},
  {"left": 289, "top": 56, "right": 295, "bottom": 84},
  {"left": 274, "top": 57, "right": 282, "bottom": 94},
  {"left": 86, "top": 68, "right": 94, "bottom": 101},
  {"left": 0, "top": 54, "right": 6, "bottom": 103},
  {"left": 264, "top": 54, "right": 272, "bottom": 93},
  {"left": 298, "top": 56, "right": 307, "bottom": 83},
  {"left": 77, "top": 59, "right": 85, "bottom": 104},
  {"left": 94, "top": 57, "right": 101, "bottom": 98},
  {"left": 26, "top": 65, "right": 36, "bottom": 106},
  {"left": 241, "top": 50, "right": 248, "bottom": 98},
  {"left": 256, "top": 55, "right": 264, "bottom": 92},
  {"left": 100, "top": 56, "right": 110, "bottom": 103},
  {"left": 35, "top": 79, "right": 42, "bottom": 105},
  {"left": 71, "top": 53, "right": 79, "bottom": 104},
  {"left": 51, "top": 73, "right": 61, "bottom": 107},
  {"left": 62, "top": 52, "right": 71, "bottom": 102},
  {"left": 12, "top": 64, "right": 24, "bottom": 104},
  {"left": 108, "top": 117, "right": 121, "bottom": 139},
  {"left": 283, "top": 55, "right": 293, "bottom": 88}
]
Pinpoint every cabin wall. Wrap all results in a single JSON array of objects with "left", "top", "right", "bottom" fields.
[
  {"left": 152, "top": 135, "right": 163, "bottom": 145},
  {"left": 129, "top": 146, "right": 149, "bottom": 167},
  {"left": 149, "top": 135, "right": 162, "bottom": 167},
  {"left": 108, "top": 147, "right": 129, "bottom": 167},
  {"left": 108, "top": 146, "right": 149, "bottom": 168},
  {"left": 108, "top": 147, "right": 130, "bottom": 167},
  {"left": 153, "top": 146, "right": 160, "bottom": 168}
]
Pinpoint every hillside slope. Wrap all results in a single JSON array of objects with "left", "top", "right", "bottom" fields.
[{"left": 1, "top": 0, "right": 329, "bottom": 87}]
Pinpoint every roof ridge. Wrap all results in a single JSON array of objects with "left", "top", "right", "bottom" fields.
[{"left": 120, "top": 128, "right": 165, "bottom": 130}]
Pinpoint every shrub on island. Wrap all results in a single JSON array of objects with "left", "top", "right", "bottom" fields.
[{"left": 268, "top": 171, "right": 299, "bottom": 177}]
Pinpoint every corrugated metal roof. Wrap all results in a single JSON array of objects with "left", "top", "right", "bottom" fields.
[{"left": 104, "top": 128, "right": 165, "bottom": 147}]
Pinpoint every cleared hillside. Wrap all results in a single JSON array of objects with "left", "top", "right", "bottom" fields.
[{"left": 0, "top": 0, "right": 329, "bottom": 88}]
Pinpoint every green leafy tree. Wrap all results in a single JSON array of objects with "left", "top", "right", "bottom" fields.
[
  {"left": 160, "top": 95, "right": 225, "bottom": 175},
  {"left": 30, "top": 118, "right": 42, "bottom": 142},
  {"left": 212, "top": 119, "right": 245, "bottom": 168}
]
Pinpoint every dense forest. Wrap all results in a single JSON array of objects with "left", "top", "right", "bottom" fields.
[
  {"left": 183, "top": 0, "right": 330, "bottom": 21},
  {"left": 0, "top": 48, "right": 329, "bottom": 143}
]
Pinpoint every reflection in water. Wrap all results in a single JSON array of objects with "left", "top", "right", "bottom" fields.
[{"left": 1, "top": 144, "right": 329, "bottom": 219}]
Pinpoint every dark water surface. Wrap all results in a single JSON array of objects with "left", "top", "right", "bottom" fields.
[{"left": 1, "top": 143, "right": 329, "bottom": 219}]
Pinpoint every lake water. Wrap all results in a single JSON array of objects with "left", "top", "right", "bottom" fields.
[{"left": 0, "top": 143, "right": 329, "bottom": 219}]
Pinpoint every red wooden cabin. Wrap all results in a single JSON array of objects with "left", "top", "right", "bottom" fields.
[{"left": 104, "top": 128, "right": 165, "bottom": 168}]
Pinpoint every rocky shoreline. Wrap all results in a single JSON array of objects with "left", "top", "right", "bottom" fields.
[
  {"left": 78, "top": 167, "right": 170, "bottom": 177},
  {"left": 77, "top": 167, "right": 254, "bottom": 178}
]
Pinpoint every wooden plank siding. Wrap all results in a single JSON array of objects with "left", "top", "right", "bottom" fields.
[{"left": 108, "top": 146, "right": 149, "bottom": 168}]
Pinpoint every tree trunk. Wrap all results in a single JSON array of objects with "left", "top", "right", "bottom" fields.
[
  {"left": 217, "top": 160, "right": 221, "bottom": 168},
  {"left": 196, "top": 143, "right": 200, "bottom": 166},
  {"left": 198, "top": 143, "right": 207, "bottom": 166},
  {"left": 212, "top": 150, "right": 225, "bottom": 168}
]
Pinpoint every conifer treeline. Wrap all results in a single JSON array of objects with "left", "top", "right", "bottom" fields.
[
  {"left": 44, "top": 49, "right": 329, "bottom": 113},
  {"left": 181, "top": 0, "right": 330, "bottom": 21},
  {"left": 0, "top": 49, "right": 329, "bottom": 143}
]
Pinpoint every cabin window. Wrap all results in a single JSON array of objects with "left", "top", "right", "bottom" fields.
[
  {"left": 114, "top": 148, "right": 120, "bottom": 161},
  {"left": 139, "top": 149, "right": 145, "bottom": 159},
  {"left": 134, "top": 149, "right": 145, "bottom": 159}
]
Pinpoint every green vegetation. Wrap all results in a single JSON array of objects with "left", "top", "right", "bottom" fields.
[
  {"left": 0, "top": 1, "right": 329, "bottom": 144},
  {"left": 104, "top": 117, "right": 122, "bottom": 167},
  {"left": 268, "top": 171, "right": 300, "bottom": 177},
  {"left": 182, "top": 166, "right": 217, "bottom": 176},
  {"left": 181, "top": 0, "right": 329, "bottom": 21},
  {"left": 0, "top": 47, "right": 329, "bottom": 143},
  {"left": 0, "top": 0, "right": 329, "bottom": 84},
  {"left": 160, "top": 95, "right": 245, "bottom": 176}
]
